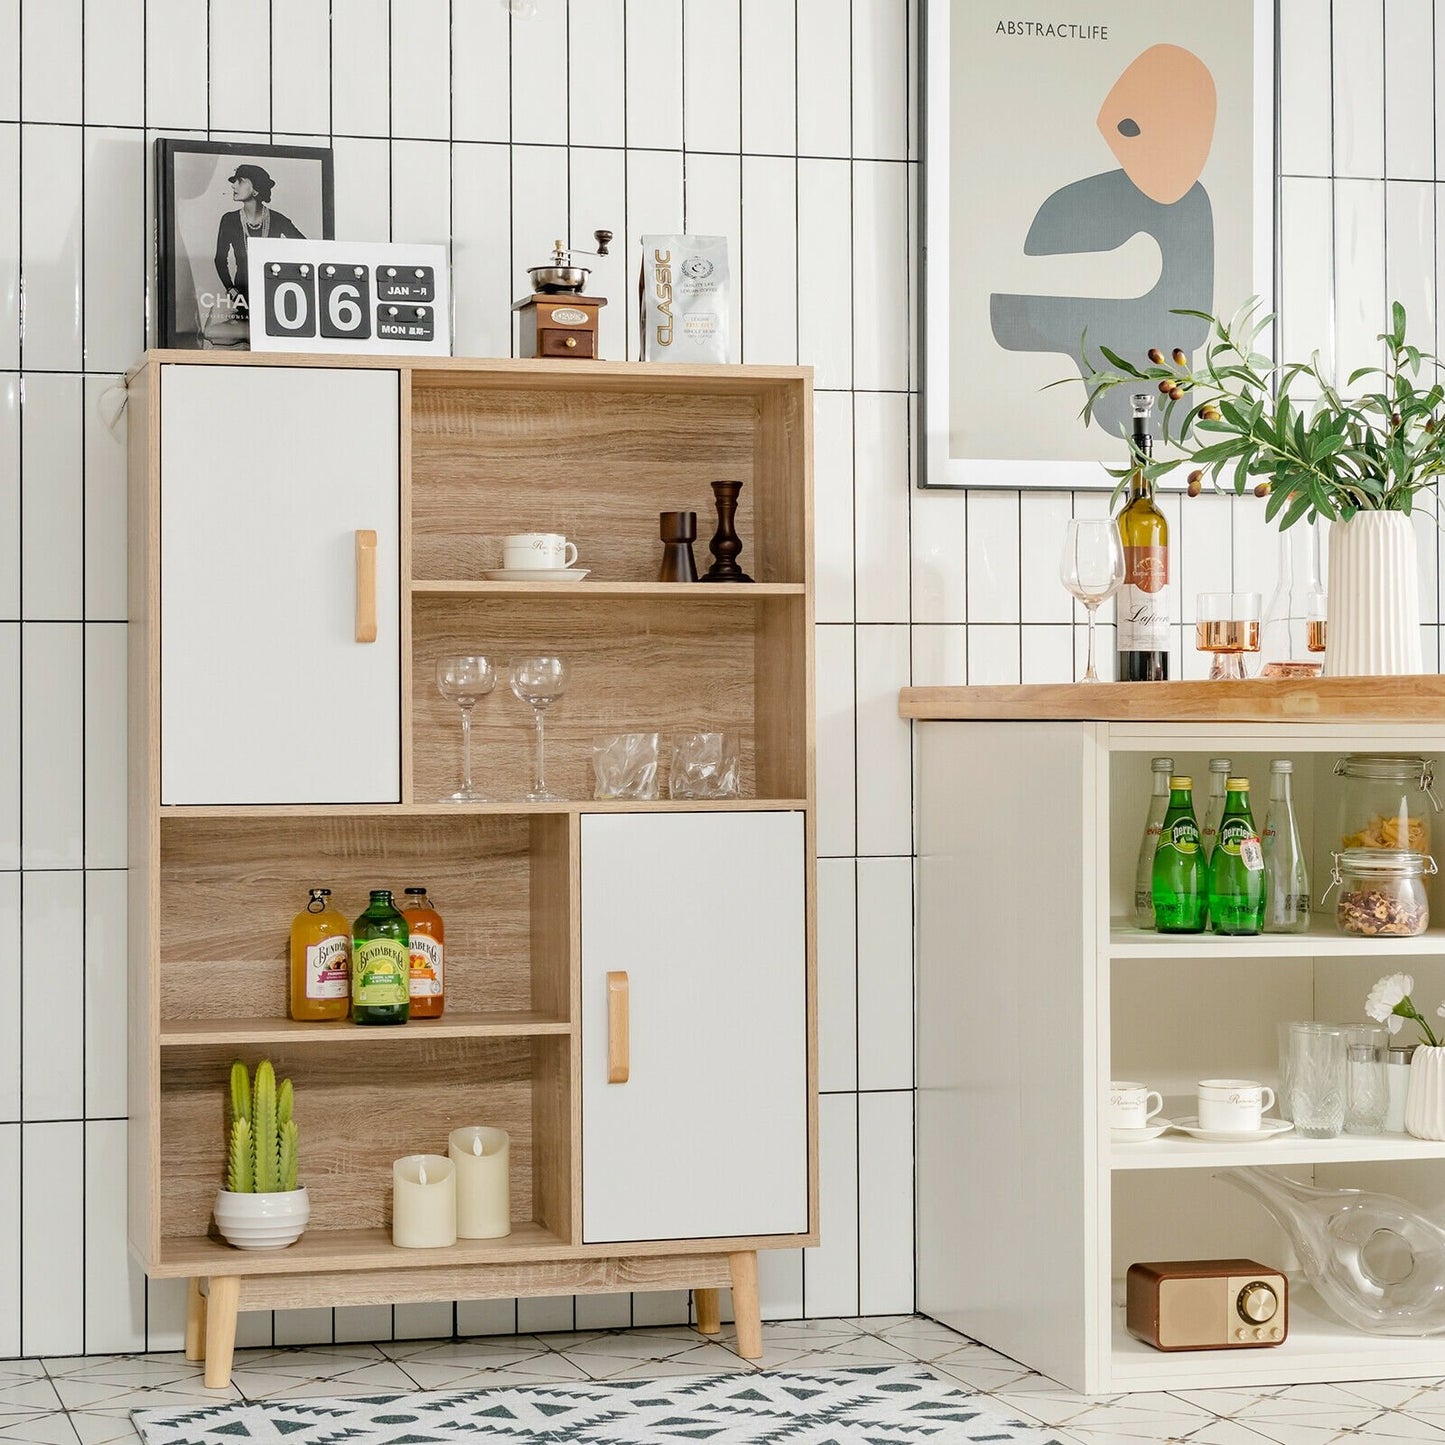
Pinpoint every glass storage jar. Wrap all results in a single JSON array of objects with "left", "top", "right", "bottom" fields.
[
  {"left": 1327, "top": 848, "right": 1437, "bottom": 937},
  {"left": 1334, "top": 754, "right": 1440, "bottom": 854}
]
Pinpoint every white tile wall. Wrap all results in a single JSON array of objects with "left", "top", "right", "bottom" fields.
[{"left": 1, "top": 0, "right": 1434, "bottom": 1361}]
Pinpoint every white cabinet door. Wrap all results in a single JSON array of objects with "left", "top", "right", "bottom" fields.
[
  {"left": 159, "top": 365, "right": 401, "bottom": 804},
  {"left": 581, "top": 811, "right": 809, "bottom": 1243}
]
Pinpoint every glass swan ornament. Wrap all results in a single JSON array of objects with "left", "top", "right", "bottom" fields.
[{"left": 1219, "top": 1167, "right": 1445, "bottom": 1334}]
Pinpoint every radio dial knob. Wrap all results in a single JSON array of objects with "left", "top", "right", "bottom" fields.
[{"left": 1238, "top": 1282, "right": 1278, "bottom": 1323}]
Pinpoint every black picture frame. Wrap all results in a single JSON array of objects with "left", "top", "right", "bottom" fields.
[{"left": 155, "top": 138, "right": 335, "bottom": 350}]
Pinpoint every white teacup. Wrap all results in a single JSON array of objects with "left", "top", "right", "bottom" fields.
[
  {"left": 1109, "top": 1080, "right": 1164, "bottom": 1130},
  {"left": 502, "top": 532, "right": 579, "bottom": 570},
  {"left": 1197, "top": 1078, "right": 1275, "bottom": 1133}
]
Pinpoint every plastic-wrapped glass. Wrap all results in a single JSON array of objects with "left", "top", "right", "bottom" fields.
[
  {"left": 669, "top": 731, "right": 741, "bottom": 799},
  {"left": 591, "top": 733, "right": 659, "bottom": 800}
]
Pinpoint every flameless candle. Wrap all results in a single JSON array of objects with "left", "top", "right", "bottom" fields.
[
  {"left": 392, "top": 1154, "right": 456, "bottom": 1248},
  {"left": 448, "top": 1126, "right": 511, "bottom": 1239}
]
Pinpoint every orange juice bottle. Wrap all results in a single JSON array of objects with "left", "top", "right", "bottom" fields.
[
  {"left": 401, "top": 886, "right": 445, "bottom": 1019},
  {"left": 290, "top": 888, "right": 350, "bottom": 1021}
]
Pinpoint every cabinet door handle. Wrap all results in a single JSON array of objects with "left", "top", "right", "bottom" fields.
[
  {"left": 355, "top": 529, "right": 378, "bottom": 643},
  {"left": 606, "top": 971, "right": 630, "bottom": 1083}
]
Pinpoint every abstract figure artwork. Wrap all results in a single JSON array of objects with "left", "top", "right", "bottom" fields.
[
  {"left": 922, "top": 0, "right": 1271, "bottom": 488},
  {"left": 989, "top": 45, "right": 1216, "bottom": 445}
]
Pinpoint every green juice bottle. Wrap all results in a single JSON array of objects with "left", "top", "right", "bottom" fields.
[
  {"left": 1208, "top": 777, "right": 1267, "bottom": 935},
  {"left": 1152, "top": 775, "right": 1206, "bottom": 933},
  {"left": 352, "top": 889, "right": 410, "bottom": 1025}
]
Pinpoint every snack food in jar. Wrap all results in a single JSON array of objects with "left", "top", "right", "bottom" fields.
[
  {"left": 1327, "top": 848, "right": 1437, "bottom": 938},
  {"left": 1334, "top": 755, "right": 1440, "bottom": 854}
]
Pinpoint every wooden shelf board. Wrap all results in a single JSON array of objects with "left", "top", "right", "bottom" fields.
[
  {"left": 1112, "top": 1129, "right": 1445, "bottom": 1170},
  {"left": 1109, "top": 918, "right": 1445, "bottom": 960},
  {"left": 1109, "top": 1290, "right": 1445, "bottom": 1387},
  {"left": 159, "top": 1013, "right": 572, "bottom": 1047},
  {"left": 159, "top": 799, "right": 809, "bottom": 820},
  {"left": 900, "top": 676, "right": 1445, "bottom": 724},
  {"left": 158, "top": 1220, "right": 571, "bottom": 1277},
  {"left": 153, "top": 1221, "right": 816, "bottom": 1278},
  {"left": 412, "top": 580, "right": 804, "bottom": 598}
]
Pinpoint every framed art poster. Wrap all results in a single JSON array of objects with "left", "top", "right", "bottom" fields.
[
  {"left": 155, "top": 139, "right": 335, "bottom": 350},
  {"left": 921, "top": 0, "right": 1275, "bottom": 488}
]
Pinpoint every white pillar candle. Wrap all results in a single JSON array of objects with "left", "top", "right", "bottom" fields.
[
  {"left": 392, "top": 1154, "right": 456, "bottom": 1248},
  {"left": 448, "top": 1126, "right": 511, "bottom": 1239}
]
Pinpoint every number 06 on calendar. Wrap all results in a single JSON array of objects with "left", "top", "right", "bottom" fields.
[{"left": 247, "top": 239, "right": 452, "bottom": 356}]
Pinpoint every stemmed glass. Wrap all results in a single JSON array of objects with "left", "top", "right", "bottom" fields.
[
  {"left": 436, "top": 655, "right": 495, "bottom": 802},
  {"left": 1059, "top": 520, "right": 1126, "bottom": 682},
  {"left": 510, "top": 656, "right": 568, "bottom": 802}
]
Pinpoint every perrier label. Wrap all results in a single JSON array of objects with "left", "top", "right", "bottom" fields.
[
  {"left": 352, "top": 889, "right": 410, "bottom": 1025},
  {"left": 1151, "top": 775, "right": 1206, "bottom": 933}
]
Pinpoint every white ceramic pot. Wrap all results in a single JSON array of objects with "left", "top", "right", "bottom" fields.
[
  {"left": 213, "top": 1186, "right": 310, "bottom": 1249},
  {"left": 1405, "top": 1046, "right": 1445, "bottom": 1140},
  {"left": 1326, "top": 511, "right": 1423, "bottom": 675}
]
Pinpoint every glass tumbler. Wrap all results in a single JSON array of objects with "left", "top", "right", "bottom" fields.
[
  {"left": 1345, "top": 1028, "right": 1389, "bottom": 1135},
  {"left": 1286, "top": 1021, "right": 1347, "bottom": 1138}
]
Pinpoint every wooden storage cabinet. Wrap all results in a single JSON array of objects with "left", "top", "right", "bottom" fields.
[
  {"left": 909, "top": 681, "right": 1445, "bottom": 1394},
  {"left": 128, "top": 354, "right": 817, "bottom": 1388}
]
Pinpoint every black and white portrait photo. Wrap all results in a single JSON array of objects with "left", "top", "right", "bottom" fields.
[{"left": 155, "top": 140, "right": 335, "bottom": 349}]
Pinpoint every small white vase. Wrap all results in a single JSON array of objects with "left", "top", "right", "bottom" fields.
[
  {"left": 213, "top": 1186, "right": 310, "bottom": 1249},
  {"left": 1326, "top": 511, "right": 1423, "bottom": 675},
  {"left": 1405, "top": 1047, "right": 1445, "bottom": 1141}
]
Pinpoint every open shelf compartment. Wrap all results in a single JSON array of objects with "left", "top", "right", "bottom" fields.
[
  {"left": 157, "top": 811, "right": 572, "bottom": 1026},
  {"left": 407, "top": 369, "right": 808, "bottom": 587},
  {"left": 155, "top": 1034, "right": 574, "bottom": 1271}
]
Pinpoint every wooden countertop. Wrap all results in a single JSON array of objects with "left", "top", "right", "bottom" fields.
[{"left": 899, "top": 676, "right": 1445, "bottom": 723}]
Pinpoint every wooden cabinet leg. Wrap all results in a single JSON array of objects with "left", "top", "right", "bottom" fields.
[
  {"left": 693, "top": 1287, "right": 721, "bottom": 1336},
  {"left": 728, "top": 1251, "right": 762, "bottom": 1359},
  {"left": 184, "top": 1277, "right": 207, "bottom": 1362},
  {"left": 203, "top": 1276, "right": 241, "bottom": 1389}
]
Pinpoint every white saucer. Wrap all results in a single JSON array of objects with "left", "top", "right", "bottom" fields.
[
  {"left": 1111, "top": 1119, "right": 1172, "bottom": 1143},
  {"left": 1169, "top": 1116, "right": 1295, "bottom": 1143},
  {"left": 482, "top": 568, "right": 590, "bottom": 583}
]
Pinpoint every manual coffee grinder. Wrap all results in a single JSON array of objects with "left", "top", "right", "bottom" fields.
[{"left": 513, "top": 230, "right": 612, "bottom": 359}]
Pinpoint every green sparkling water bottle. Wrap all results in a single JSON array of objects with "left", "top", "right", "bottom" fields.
[
  {"left": 1207, "top": 777, "right": 1267, "bottom": 935},
  {"left": 1152, "top": 775, "right": 1206, "bottom": 933},
  {"left": 352, "top": 889, "right": 410, "bottom": 1025}
]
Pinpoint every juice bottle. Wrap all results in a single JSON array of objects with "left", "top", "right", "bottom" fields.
[
  {"left": 352, "top": 889, "right": 410, "bottom": 1025},
  {"left": 289, "top": 887, "right": 350, "bottom": 1021},
  {"left": 401, "top": 886, "right": 445, "bottom": 1019}
]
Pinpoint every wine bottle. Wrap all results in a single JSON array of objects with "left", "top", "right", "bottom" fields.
[{"left": 1116, "top": 393, "right": 1170, "bottom": 681}]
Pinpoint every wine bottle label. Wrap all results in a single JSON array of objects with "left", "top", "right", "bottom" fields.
[
  {"left": 409, "top": 934, "right": 444, "bottom": 998},
  {"left": 354, "top": 938, "right": 409, "bottom": 1006},
  {"left": 1118, "top": 545, "right": 1170, "bottom": 651},
  {"left": 306, "top": 935, "right": 350, "bottom": 999}
]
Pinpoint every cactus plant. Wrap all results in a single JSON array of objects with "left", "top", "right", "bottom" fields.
[{"left": 224, "top": 1059, "right": 300, "bottom": 1194}]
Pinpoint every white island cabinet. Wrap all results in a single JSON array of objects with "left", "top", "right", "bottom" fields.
[{"left": 907, "top": 679, "right": 1445, "bottom": 1393}]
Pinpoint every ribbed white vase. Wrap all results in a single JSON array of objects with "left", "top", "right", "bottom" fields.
[
  {"left": 1405, "top": 1047, "right": 1445, "bottom": 1140},
  {"left": 1325, "top": 511, "right": 1423, "bottom": 675}
]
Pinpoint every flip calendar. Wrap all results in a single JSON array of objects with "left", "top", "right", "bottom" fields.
[{"left": 246, "top": 240, "right": 452, "bottom": 355}]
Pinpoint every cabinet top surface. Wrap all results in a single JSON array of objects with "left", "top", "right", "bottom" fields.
[
  {"left": 130, "top": 350, "right": 813, "bottom": 389},
  {"left": 899, "top": 677, "right": 1445, "bottom": 724}
]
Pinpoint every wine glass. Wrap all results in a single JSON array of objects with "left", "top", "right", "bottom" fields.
[
  {"left": 1059, "top": 520, "right": 1126, "bottom": 682},
  {"left": 1195, "top": 592, "right": 1261, "bottom": 681},
  {"left": 510, "top": 656, "right": 568, "bottom": 802},
  {"left": 436, "top": 655, "right": 495, "bottom": 801}
]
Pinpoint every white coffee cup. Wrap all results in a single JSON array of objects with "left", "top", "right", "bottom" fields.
[
  {"left": 502, "top": 532, "right": 579, "bottom": 570},
  {"left": 1109, "top": 1080, "right": 1164, "bottom": 1129},
  {"left": 1197, "top": 1078, "right": 1275, "bottom": 1133}
]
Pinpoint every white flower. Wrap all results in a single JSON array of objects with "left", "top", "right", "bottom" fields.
[{"left": 1366, "top": 972, "right": 1415, "bottom": 1028}]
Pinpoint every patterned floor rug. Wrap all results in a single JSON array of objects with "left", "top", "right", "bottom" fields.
[{"left": 132, "top": 1363, "right": 1065, "bottom": 1443}]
